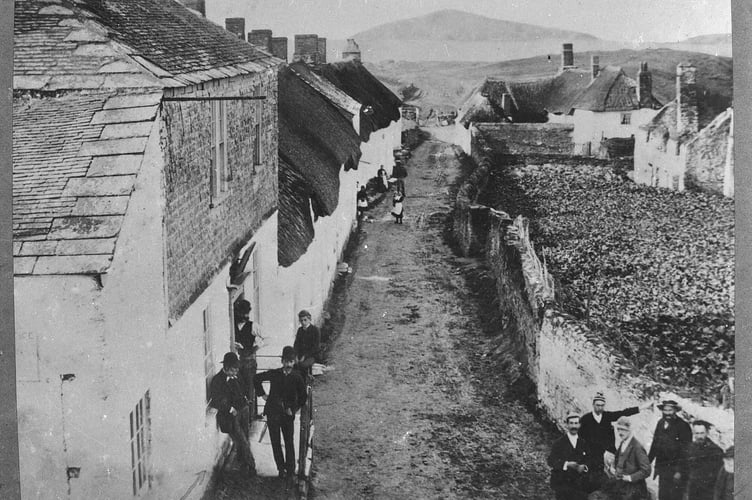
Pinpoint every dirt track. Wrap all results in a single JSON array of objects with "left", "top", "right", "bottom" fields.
[{"left": 310, "top": 133, "right": 557, "bottom": 499}]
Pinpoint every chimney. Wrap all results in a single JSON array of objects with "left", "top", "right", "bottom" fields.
[
  {"left": 294, "top": 34, "right": 320, "bottom": 65},
  {"left": 176, "top": 0, "right": 205, "bottom": 16},
  {"left": 561, "top": 43, "right": 575, "bottom": 70},
  {"left": 501, "top": 93, "right": 512, "bottom": 117},
  {"left": 248, "top": 29, "right": 272, "bottom": 51},
  {"left": 637, "top": 61, "right": 653, "bottom": 108},
  {"left": 225, "top": 18, "right": 246, "bottom": 41},
  {"left": 676, "top": 62, "right": 699, "bottom": 137},
  {"left": 591, "top": 55, "right": 599, "bottom": 81},
  {"left": 343, "top": 38, "right": 361, "bottom": 62},
  {"left": 317, "top": 37, "right": 327, "bottom": 64},
  {"left": 270, "top": 37, "right": 288, "bottom": 62}
]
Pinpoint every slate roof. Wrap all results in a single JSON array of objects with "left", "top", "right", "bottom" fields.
[
  {"left": 316, "top": 60, "right": 402, "bottom": 141},
  {"left": 571, "top": 65, "right": 661, "bottom": 112},
  {"left": 13, "top": 90, "right": 161, "bottom": 275},
  {"left": 14, "top": 0, "right": 281, "bottom": 91},
  {"left": 278, "top": 66, "right": 363, "bottom": 267}
]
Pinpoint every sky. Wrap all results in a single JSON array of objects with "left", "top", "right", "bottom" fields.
[{"left": 206, "top": 0, "right": 732, "bottom": 44}]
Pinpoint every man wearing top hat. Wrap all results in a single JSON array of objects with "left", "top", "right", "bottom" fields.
[
  {"left": 685, "top": 420, "right": 723, "bottom": 500},
  {"left": 547, "top": 411, "right": 598, "bottom": 500},
  {"left": 597, "top": 416, "right": 651, "bottom": 500},
  {"left": 254, "top": 346, "right": 308, "bottom": 478},
  {"left": 648, "top": 400, "right": 691, "bottom": 500},
  {"left": 579, "top": 392, "right": 652, "bottom": 485},
  {"left": 209, "top": 352, "right": 255, "bottom": 476}
]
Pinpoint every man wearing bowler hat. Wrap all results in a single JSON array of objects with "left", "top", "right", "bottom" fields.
[
  {"left": 209, "top": 352, "right": 255, "bottom": 475},
  {"left": 648, "top": 400, "right": 691, "bottom": 500},
  {"left": 234, "top": 299, "right": 260, "bottom": 419},
  {"left": 254, "top": 346, "right": 307, "bottom": 478}
]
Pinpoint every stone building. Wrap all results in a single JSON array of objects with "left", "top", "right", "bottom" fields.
[
  {"left": 570, "top": 60, "right": 662, "bottom": 156},
  {"left": 633, "top": 63, "right": 734, "bottom": 197},
  {"left": 12, "top": 0, "right": 283, "bottom": 498}
]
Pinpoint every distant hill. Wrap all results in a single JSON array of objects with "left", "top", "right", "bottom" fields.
[
  {"left": 332, "top": 9, "right": 623, "bottom": 62},
  {"left": 367, "top": 48, "right": 732, "bottom": 126},
  {"left": 681, "top": 33, "right": 732, "bottom": 45}
]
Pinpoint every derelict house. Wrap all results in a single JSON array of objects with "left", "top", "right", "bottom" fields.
[
  {"left": 13, "top": 0, "right": 282, "bottom": 498},
  {"left": 634, "top": 63, "right": 734, "bottom": 197}
]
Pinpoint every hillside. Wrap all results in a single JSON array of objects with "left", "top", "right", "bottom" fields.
[{"left": 368, "top": 48, "right": 732, "bottom": 126}]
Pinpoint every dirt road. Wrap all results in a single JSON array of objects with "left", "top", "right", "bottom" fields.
[{"left": 310, "top": 134, "right": 556, "bottom": 499}]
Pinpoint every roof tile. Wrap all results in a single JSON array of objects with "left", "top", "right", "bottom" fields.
[
  {"left": 48, "top": 215, "right": 124, "bottom": 239},
  {"left": 103, "top": 93, "right": 162, "bottom": 110},
  {"left": 87, "top": 154, "right": 143, "bottom": 176},
  {"left": 33, "top": 254, "right": 112, "bottom": 275},
  {"left": 90, "top": 106, "right": 157, "bottom": 125},
  {"left": 64, "top": 176, "right": 136, "bottom": 197},
  {"left": 78, "top": 137, "right": 148, "bottom": 156},
  {"left": 20, "top": 240, "right": 58, "bottom": 256},
  {"left": 56, "top": 238, "right": 117, "bottom": 255},
  {"left": 100, "top": 122, "right": 154, "bottom": 139},
  {"left": 14, "top": 257, "right": 38, "bottom": 275},
  {"left": 72, "top": 196, "right": 130, "bottom": 215}
]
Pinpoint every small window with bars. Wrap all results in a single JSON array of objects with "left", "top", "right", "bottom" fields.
[
  {"left": 129, "top": 390, "right": 151, "bottom": 496},
  {"left": 620, "top": 112, "right": 632, "bottom": 125}
]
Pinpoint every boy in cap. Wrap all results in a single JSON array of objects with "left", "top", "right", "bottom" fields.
[
  {"left": 254, "top": 346, "right": 308, "bottom": 478},
  {"left": 209, "top": 352, "right": 255, "bottom": 476},
  {"left": 686, "top": 420, "right": 723, "bottom": 500},
  {"left": 547, "top": 411, "right": 598, "bottom": 499},
  {"left": 293, "top": 310, "right": 320, "bottom": 379},
  {"left": 712, "top": 445, "right": 733, "bottom": 500},
  {"left": 648, "top": 400, "right": 692, "bottom": 500},
  {"left": 579, "top": 392, "right": 651, "bottom": 486}
]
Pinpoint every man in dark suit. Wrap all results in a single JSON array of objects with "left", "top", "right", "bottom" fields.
[
  {"left": 234, "top": 300, "right": 259, "bottom": 419},
  {"left": 209, "top": 352, "right": 255, "bottom": 476},
  {"left": 547, "top": 411, "right": 598, "bottom": 500},
  {"left": 254, "top": 346, "right": 308, "bottom": 478},
  {"left": 293, "top": 310, "right": 320, "bottom": 379},
  {"left": 685, "top": 420, "right": 723, "bottom": 500},
  {"left": 648, "top": 400, "right": 692, "bottom": 500},
  {"left": 579, "top": 392, "right": 651, "bottom": 486},
  {"left": 598, "top": 416, "right": 651, "bottom": 499}
]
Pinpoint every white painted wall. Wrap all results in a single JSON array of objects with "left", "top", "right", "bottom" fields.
[
  {"left": 573, "top": 108, "right": 659, "bottom": 150},
  {"left": 633, "top": 129, "right": 687, "bottom": 191},
  {"left": 358, "top": 120, "right": 402, "bottom": 183}
]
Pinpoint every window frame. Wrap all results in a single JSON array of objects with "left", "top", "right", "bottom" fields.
[
  {"left": 129, "top": 390, "right": 151, "bottom": 496},
  {"left": 210, "top": 100, "right": 230, "bottom": 207},
  {"left": 620, "top": 112, "right": 632, "bottom": 125}
]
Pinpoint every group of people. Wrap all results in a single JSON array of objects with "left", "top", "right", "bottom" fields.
[
  {"left": 548, "top": 393, "right": 733, "bottom": 500},
  {"left": 208, "top": 302, "right": 321, "bottom": 480},
  {"left": 356, "top": 165, "right": 406, "bottom": 224}
]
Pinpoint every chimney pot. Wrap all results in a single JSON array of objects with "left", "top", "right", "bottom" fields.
[
  {"left": 343, "top": 38, "right": 362, "bottom": 62},
  {"left": 225, "top": 18, "right": 246, "bottom": 41},
  {"left": 637, "top": 61, "right": 653, "bottom": 108},
  {"left": 676, "top": 62, "right": 698, "bottom": 136}
]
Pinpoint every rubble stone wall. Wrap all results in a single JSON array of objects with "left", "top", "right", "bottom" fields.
[
  {"left": 475, "top": 123, "right": 574, "bottom": 155},
  {"left": 161, "top": 70, "right": 279, "bottom": 321}
]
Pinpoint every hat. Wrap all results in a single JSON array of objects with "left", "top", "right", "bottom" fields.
[
  {"left": 724, "top": 445, "right": 734, "bottom": 458},
  {"left": 222, "top": 352, "right": 239, "bottom": 367},
  {"left": 691, "top": 419, "right": 712, "bottom": 430},
  {"left": 565, "top": 410, "right": 580, "bottom": 422},
  {"left": 298, "top": 309, "right": 311, "bottom": 319},
  {"left": 657, "top": 400, "right": 681, "bottom": 411},
  {"left": 593, "top": 392, "right": 606, "bottom": 404},
  {"left": 234, "top": 299, "right": 251, "bottom": 314},
  {"left": 281, "top": 346, "right": 296, "bottom": 361},
  {"left": 615, "top": 416, "right": 631, "bottom": 430}
]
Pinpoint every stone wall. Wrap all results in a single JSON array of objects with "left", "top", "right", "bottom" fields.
[
  {"left": 475, "top": 123, "right": 573, "bottom": 155},
  {"left": 685, "top": 109, "right": 732, "bottom": 195},
  {"left": 161, "top": 70, "right": 279, "bottom": 321},
  {"left": 452, "top": 139, "right": 734, "bottom": 497}
]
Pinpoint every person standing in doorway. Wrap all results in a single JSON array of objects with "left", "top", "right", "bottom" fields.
[
  {"left": 294, "top": 310, "right": 320, "bottom": 379},
  {"left": 648, "top": 400, "right": 692, "bottom": 500},
  {"left": 547, "top": 411, "right": 598, "bottom": 500},
  {"left": 685, "top": 420, "right": 723, "bottom": 500},
  {"left": 209, "top": 352, "right": 255, "bottom": 476},
  {"left": 377, "top": 165, "right": 389, "bottom": 193},
  {"left": 234, "top": 299, "right": 258, "bottom": 419},
  {"left": 254, "top": 346, "right": 307, "bottom": 478}
]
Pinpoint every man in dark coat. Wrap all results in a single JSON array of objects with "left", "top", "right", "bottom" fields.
[
  {"left": 685, "top": 420, "right": 723, "bottom": 500},
  {"left": 254, "top": 346, "right": 308, "bottom": 478},
  {"left": 547, "top": 411, "right": 598, "bottom": 500},
  {"left": 293, "top": 310, "right": 320, "bottom": 378},
  {"left": 234, "top": 299, "right": 258, "bottom": 418},
  {"left": 579, "top": 392, "right": 650, "bottom": 485},
  {"left": 712, "top": 445, "right": 733, "bottom": 500},
  {"left": 648, "top": 400, "right": 692, "bottom": 500},
  {"left": 209, "top": 352, "right": 255, "bottom": 475},
  {"left": 598, "top": 416, "right": 651, "bottom": 500}
]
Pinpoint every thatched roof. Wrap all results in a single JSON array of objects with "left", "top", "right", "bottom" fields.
[
  {"left": 571, "top": 65, "right": 661, "bottom": 112},
  {"left": 316, "top": 60, "right": 402, "bottom": 141},
  {"left": 277, "top": 65, "right": 362, "bottom": 267}
]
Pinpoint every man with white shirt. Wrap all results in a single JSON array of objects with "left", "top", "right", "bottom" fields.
[
  {"left": 598, "top": 416, "right": 651, "bottom": 499},
  {"left": 547, "top": 411, "right": 598, "bottom": 500}
]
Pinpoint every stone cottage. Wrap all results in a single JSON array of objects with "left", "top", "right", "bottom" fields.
[
  {"left": 13, "top": 0, "right": 283, "bottom": 498},
  {"left": 633, "top": 63, "right": 734, "bottom": 197},
  {"left": 570, "top": 59, "right": 662, "bottom": 156}
]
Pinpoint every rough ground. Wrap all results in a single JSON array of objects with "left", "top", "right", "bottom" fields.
[{"left": 310, "top": 134, "right": 557, "bottom": 499}]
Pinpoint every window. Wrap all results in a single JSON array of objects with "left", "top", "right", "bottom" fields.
[
  {"left": 129, "top": 391, "right": 151, "bottom": 496},
  {"left": 253, "top": 124, "right": 260, "bottom": 166},
  {"left": 210, "top": 100, "right": 229, "bottom": 205},
  {"left": 203, "top": 306, "right": 214, "bottom": 405},
  {"left": 620, "top": 113, "right": 632, "bottom": 125}
]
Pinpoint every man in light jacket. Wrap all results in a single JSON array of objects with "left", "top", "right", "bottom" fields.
[{"left": 600, "top": 416, "right": 651, "bottom": 500}]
